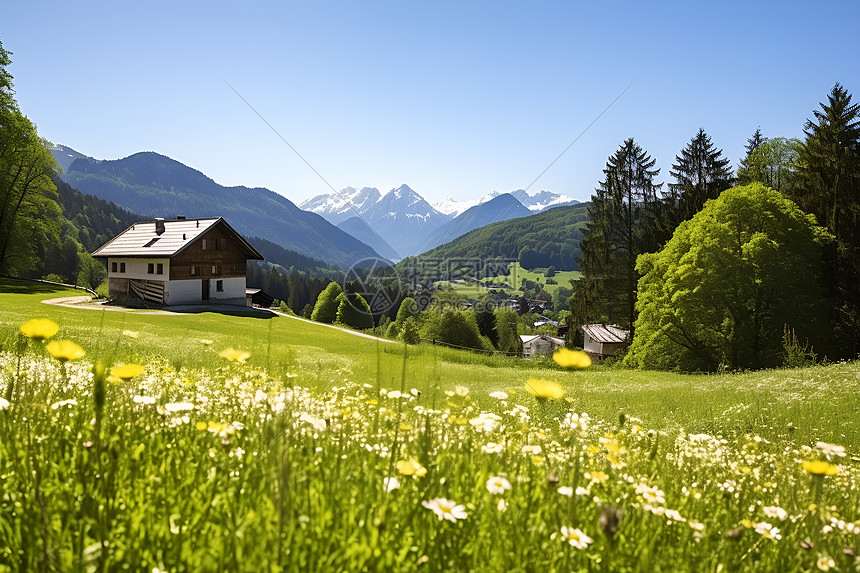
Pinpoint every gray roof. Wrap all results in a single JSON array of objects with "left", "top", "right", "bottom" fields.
[
  {"left": 92, "top": 218, "right": 263, "bottom": 259},
  {"left": 581, "top": 323, "right": 629, "bottom": 344},
  {"left": 519, "top": 334, "right": 566, "bottom": 346}
]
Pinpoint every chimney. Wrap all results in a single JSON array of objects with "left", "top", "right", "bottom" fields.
[
  {"left": 177, "top": 215, "right": 186, "bottom": 221},
  {"left": 155, "top": 218, "right": 165, "bottom": 235}
]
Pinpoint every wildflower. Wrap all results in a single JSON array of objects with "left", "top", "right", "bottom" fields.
[
  {"left": 46, "top": 340, "right": 86, "bottom": 362},
  {"left": 163, "top": 402, "right": 194, "bottom": 412},
  {"left": 299, "top": 413, "right": 326, "bottom": 432},
  {"left": 396, "top": 459, "right": 427, "bottom": 477},
  {"left": 110, "top": 364, "right": 144, "bottom": 380},
  {"left": 51, "top": 399, "right": 77, "bottom": 410},
  {"left": 497, "top": 498, "right": 508, "bottom": 512},
  {"left": 454, "top": 385, "right": 469, "bottom": 397},
  {"left": 489, "top": 391, "right": 508, "bottom": 400},
  {"left": 219, "top": 348, "right": 250, "bottom": 363},
  {"left": 559, "top": 526, "right": 593, "bottom": 549},
  {"left": 803, "top": 460, "right": 838, "bottom": 476},
  {"left": 481, "top": 442, "right": 503, "bottom": 454},
  {"left": 557, "top": 486, "right": 574, "bottom": 497},
  {"left": 133, "top": 395, "right": 156, "bottom": 405},
  {"left": 122, "top": 330, "right": 139, "bottom": 339},
  {"left": 386, "top": 390, "right": 402, "bottom": 399},
  {"left": 383, "top": 477, "right": 400, "bottom": 492},
  {"left": 422, "top": 498, "right": 467, "bottom": 522},
  {"left": 469, "top": 412, "right": 502, "bottom": 432},
  {"left": 0, "top": 397, "right": 8, "bottom": 409},
  {"left": 19, "top": 319, "right": 58, "bottom": 340},
  {"left": 753, "top": 521, "right": 781, "bottom": 541},
  {"left": 763, "top": 506, "right": 788, "bottom": 521},
  {"left": 521, "top": 445, "right": 542, "bottom": 455},
  {"left": 553, "top": 348, "right": 591, "bottom": 369},
  {"left": 817, "top": 555, "right": 836, "bottom": 571},
  {"left": 486, "top": 476, "right": 511, "bottom": 495},
  {"left": 525, "top": 378, "right": 564, "bottom": 400},
  {"left": 816, "top": 442, "right": 846, "bottom": 459}
]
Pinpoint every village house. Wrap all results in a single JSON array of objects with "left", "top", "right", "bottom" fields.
[
  {"left": 581, "top": 323, "right": 630, "bottom": 363},
  {"left": 92, "top": 217, "right": 263, "bottom": 306},
  {"left": 519, "top": 334, "right": 566, "bottom": 358}
]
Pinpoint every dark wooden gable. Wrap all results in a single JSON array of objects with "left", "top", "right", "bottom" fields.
[{"left": 169, "top": 220, "right": 262, "bottom": 280}]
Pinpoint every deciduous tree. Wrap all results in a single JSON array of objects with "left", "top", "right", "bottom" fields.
[{"left": 626, "top": 183, "right": 831, "bottom": 372}]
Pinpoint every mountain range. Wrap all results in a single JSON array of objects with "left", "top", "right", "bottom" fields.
[
  {"left": 51, "top": 145, "right": 382, "bottom": 268},
  {"left": 300, "top": 186, "right": 579, "bottom": 257},
  {"left": 52, "top": 144, "right": 583, "bottom": 266}
]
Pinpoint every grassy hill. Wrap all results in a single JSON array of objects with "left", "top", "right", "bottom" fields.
[{"left": 1, "top": 279, "right": 857, "bottom": 571}]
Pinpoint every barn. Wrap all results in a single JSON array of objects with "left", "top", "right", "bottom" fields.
[
  {"left": 92, "top": 217, "right": 263, "bottom": 306},
  {"left": 581, "top": 324, "right": 630, "bottom": 363}
]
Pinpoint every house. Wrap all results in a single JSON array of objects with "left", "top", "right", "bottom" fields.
[
  {"left": 92, "top": 217, "right": 263, "bottom": 306},
  {"left": 246, "top": 288, "right": 274, "bottom": 308},
  {"left": 520, "top": 334, "right": 566, "bottom": 358},
  {"left": 581, "top": 323, "right": 629, "bottom": 363}
]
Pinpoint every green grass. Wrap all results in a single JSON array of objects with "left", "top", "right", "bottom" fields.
[
  {"left": 438, "top": 263, "right": 581, "bottom": 297},
  {"left": 1, "top": 279, "right": 858, "bottom": 571}
]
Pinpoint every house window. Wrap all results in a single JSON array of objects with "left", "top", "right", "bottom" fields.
[
  {"left": 218, "top": 238, "right": 227, "bottom": 250},
  {"left": 156, "top": 263, "right": 163, "bottom": 275},
  {"left": 201, "top": 238, "right": 207, "bottom": 251},
  {"left": 216, "top": 280, "right": 223, "bottom": 292},
  {"left": 147, "top": 263, "right": 154, "bottom": 274},
  {"left": 211, "top": 264, "right": 221, "bottom": 275},
  {"left": 190, "top": 265, "right": 196, "bottom": 276},
  {"left": 111, "top": 262, "right": 117, "bottom": 273},
  {"left": 120, "top": 262, "right": 126, "bottom": 273}
]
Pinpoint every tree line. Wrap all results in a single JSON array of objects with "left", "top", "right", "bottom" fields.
[{"left": 571, "top": 83, "right": 859, "bottom": 370}]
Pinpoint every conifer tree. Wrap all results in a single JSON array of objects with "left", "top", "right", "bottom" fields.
[
  {"left": 794, "top": 83, "right": 860, "bottom": 358},
  {"left": 574, "top": 138, "right": 662, "bottom": 333},
  {"left": 664, "top": 128, "right": 733, "bottom": 231}
]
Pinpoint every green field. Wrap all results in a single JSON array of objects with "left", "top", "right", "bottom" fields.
[
  {"left": 439, "top": 262, "right": 581, "bottom": 297},
  {"left": 1, "top": 279, "right": 858, "bottom": 571}
]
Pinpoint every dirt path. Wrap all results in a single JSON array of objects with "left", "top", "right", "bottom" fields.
[{"left": 41, "top": 295, "right": 396, "bottom": 343}]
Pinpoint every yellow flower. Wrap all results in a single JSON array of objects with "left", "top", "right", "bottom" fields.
[
  {"left": 396, "top": 459, "right": 427, "bottom": 477},
  {"left": 195, "top": 421, "right": 208, "bottom": 431},
  {"left": 219, "top": 348, "right": 250, "bottom": 363},
  {"left": 525, "top": 378, "right": 565, "bottom": 400},
  {"left": 20, "top": 319, "right": 59, "bottom": 340},
  {"left": 45, "top": 340, "right": 86, "bottom": 362},
  {"left": 110, "top": 364, "right": 144, "bottom": 380},
  {"left": 553, "top": 348, "right": 592, "bottom": 368},
  {"left": 803, "top": 460, "right": 838, "bottom": 476},
  {"left": 122, "top": 330, "right": 140, "bottom": 339}
]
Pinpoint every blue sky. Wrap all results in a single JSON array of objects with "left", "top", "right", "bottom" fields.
[{"left": 2, "top": 1, "right": 858, "bottom": 205}]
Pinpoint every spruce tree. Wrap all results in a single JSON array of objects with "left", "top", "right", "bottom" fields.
[
  {"left": 574, "top": 138, "right": 662, "bottom": 333},
  {"left": 665, "top": 128, "right": 733, "bottom": 230},
  {"left": 794, "top": 83, "right": 860, "bottom": 358}
]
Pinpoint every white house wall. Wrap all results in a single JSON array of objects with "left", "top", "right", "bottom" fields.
[
  {"left": 164, "top": 279, "right": 201, "bottom": 305},
  {"left": 208, "top": 277, "right": 246, "bottom": 305},
  {"left": 164, "top": 277, "right": 246, "bottom": 306},
  {"left": 106, "top": 258, "right": 170, "bottom": 281}
]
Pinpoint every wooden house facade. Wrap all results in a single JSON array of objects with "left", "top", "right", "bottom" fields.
[{"left": 92, "top": 217, "right": 263, "bottom": 306}]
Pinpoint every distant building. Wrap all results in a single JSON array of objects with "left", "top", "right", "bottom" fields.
[
  {"left": 92, "top": 217, "right": 263, "bottom": 306},
  {"left": 520, "top": 334, "right": 566, "bottom": 358},
  {"left": 246, "top": 288, "right": 274, "bottom": 308},
  {"left": 581, "top": 324, "right": 629, "bottom": 363}
]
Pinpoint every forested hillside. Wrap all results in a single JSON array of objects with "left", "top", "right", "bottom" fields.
[{"left": 421, "top": 203, "right": 589, "bottom": 270}]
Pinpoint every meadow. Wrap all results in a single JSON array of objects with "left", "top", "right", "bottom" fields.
[
  {"left": 0, "top": 279, "right": 858, "bottom": 572},
  {"left": 438, "top": 262, "right": 581, "bottom": 298}
]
